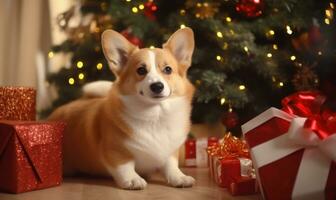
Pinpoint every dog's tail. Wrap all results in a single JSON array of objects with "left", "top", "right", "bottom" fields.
[{"left": 82, "top": 80, "right": 113, "bottom": 98}]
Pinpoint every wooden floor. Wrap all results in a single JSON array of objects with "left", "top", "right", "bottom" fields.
[{"left": 0, "top": 168, "right": 261, "bottom": 200}]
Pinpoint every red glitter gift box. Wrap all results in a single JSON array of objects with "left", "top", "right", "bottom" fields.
[
  {"left": 0, "top": 87, "right": 36, "bottom": 121},
  {"left": 0, "top": 121, "right": 65, "bottom": 193}
]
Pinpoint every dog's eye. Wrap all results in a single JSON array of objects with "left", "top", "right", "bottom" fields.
[
  {"left": 136, "top": 66, "right": 147, "bottom": 75},
  {"left": 163, "top": 66, "right": 172, "bottom": 75}
]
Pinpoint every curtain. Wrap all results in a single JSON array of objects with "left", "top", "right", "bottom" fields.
[{"left": 0, "top": 0, "right": 51, "bottom": 87}]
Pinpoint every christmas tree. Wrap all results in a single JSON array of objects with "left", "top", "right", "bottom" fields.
[{"left": 46, "top": 0, "right": 335, "bottom": 131}]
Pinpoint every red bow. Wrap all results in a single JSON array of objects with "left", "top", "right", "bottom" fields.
[{"left": 282, "top": 91, "right": 336, "bottom": 139}]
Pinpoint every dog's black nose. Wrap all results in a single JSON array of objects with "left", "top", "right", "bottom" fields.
[{"left": 150, "top": 82, "right": 164, "bottom": 94}]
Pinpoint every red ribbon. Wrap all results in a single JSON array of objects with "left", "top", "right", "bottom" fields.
[{"left": 281, "top": 91, "right": 336, "bottom": 139}]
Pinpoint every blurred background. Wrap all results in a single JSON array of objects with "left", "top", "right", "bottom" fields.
[{"left": 0, "top": 0, "right": 335, "bottom": 136}]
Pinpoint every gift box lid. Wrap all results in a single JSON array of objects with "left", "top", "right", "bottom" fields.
[
  {"left": 241, "top": 107, "right": 293, "bottom": 134},
  {"left": 0, "top": 120, "right": 65, "bottom": 184}
]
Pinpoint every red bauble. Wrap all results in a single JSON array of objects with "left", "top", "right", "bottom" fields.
[
  {"left": 121, "top": 29, "right": 143, "bottom": 47},
  {"left": 236, "top": 0, "right": 264, "bottom": 18},
  {"left": 308, "top": 25, "right": 322, "bottom": 46},
  {"left": 144, "top": 1, "right": 157, "bottom": 21},
  {"left": 222, "top": 111, "right": 239, "bottom": 129}
]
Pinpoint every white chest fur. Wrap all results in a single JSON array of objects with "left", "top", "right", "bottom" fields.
[{"left": 120, "top": 96, "right": 190, "bottom": 174}]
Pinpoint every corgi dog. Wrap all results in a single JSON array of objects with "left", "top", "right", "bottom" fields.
[{"left": 48, "top": 27, "right": 196, "bottom": 190}]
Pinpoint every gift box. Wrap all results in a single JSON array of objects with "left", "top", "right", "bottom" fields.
[
  {"left": 207, "top": 133, "right": 255, "bottom": 189},
  {"left": 0, "top": 87, "right": 36, "bottom": 121},
  {"left": 213, "top": 156, "right": 253, "bottom": 187},
  {"left": 229, "top": 176, "right": 259, "bottom": 196},
  {"left": 185, "top": 136, "right": 218, "bottom": 167},
  {"left": 0, "top": 120, "right": 65, "bottom": 193},
  {"left": 242, "top": 91, "right": 336, "bottom": 200}
]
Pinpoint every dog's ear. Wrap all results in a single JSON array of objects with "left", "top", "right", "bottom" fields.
[
  {"left": 101, "top": 30, "right": 138, "bottom": 75},
  {"left": 163, "top": 27, "right": 194, "bottom": 69}
]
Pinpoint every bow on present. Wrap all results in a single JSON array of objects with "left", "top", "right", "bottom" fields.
[
  {"left": 207, "top": 132, "right": 250, "bottom": 159},
  {"left": 242, "top": 91, "right": 336, "bottom": 200},
  {"left": 282, "top": 91, "right": 336, "bottom": 161},
  {"left": 282, "top": 91, "right": 336, "bottom": 139},
  {"left": 207, "top": 133, "right": 255, "bottom": 179}
]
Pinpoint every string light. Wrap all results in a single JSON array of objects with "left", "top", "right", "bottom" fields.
[
  {"left": 126, "top": 0, "right": 131, "bottom": 2},
  {"left": 77, "top": 61, "right": 84, "bottom": 68},
  {"left": 267, "top": 53, "right": 272, "bottom": 58},
  {"left": 180, "top": 9, "right": 186, "bottom": 15},
  {"left": 48, "top": 51, "right": 54, "bottom": 58},
  {"left": 229, "top": 29, "right": 235, "bottom": 35},
  {"left": 149, "top": 45, "right": 155, "bottom": 49},
  {"left": 318, "top": 51, "right": 322, "bottom": 55},
  {"left": 239, "top": 85, "right": 246, "bottom": 90},
  {"left": 228, "top": 107, "right": 233, "bottom": 112},
  {"left": 96, "top": 63, "right": 103, "bottom": 70},
  {"left": 220, "top": 98, "right": 226, "bottom": 105},
  {"left": 226, "top": 17, "right": 232, "bottom": 22},
  {"left": 325, "top": 18, "right": 330, "bottom": 25},
  {"left": 78, "top": 73, "right": 85, "bottom": 80},
  {"left": 279, "top": 82, "right": 284, "bottom": 87},
  {"left": 216, "top": 55, "right": 222, "bottom": 61},
  {"left": 216, "top": 31, "right": 223, "bottom": 38},
  {"left": 330, "top": 3, "right": 334, "bottom": 9},
  {"left": 243, "top": 46, "right": 249, "bottom": 52},
  {"left": 68, "top": 78, "right": 75, "bottom": 85},
  {"left": 180, "top": 24, "right": 186, "bottom": 29},
  {"left": 272, "top": 76, "right": 276, "bottom": 82},
  {"left": 273, "top": 44, "right": 278, "bottom": 50},
  {"left": 290, "top": 55, "right": 296, "bottom": 61},
  {"left": 139, "top": 4, "right": 145, "bottom": 10},
  {"left": 326, "top": 9, "right": 332, "bottom": 18},
  {"left": 132, "top": 7, "right": 138, "bottom": 13},
  {"left": 286, "top": 25, "right": 293, "bottom": 35}
]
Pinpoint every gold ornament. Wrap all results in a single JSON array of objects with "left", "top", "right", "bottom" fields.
[
  {"left": 56, "top": 2, "right": 114, "bottom": 44},
  {"left": 186, "top": 0, "right": 219, "bottom": 19}
]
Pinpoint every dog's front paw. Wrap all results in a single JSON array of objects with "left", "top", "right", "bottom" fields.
[
  {"left": 167, "top": 175, "right": 195, "bottom": 188},
  {"left": 117, "top": 176, "right": 147, "bottom": 190}
]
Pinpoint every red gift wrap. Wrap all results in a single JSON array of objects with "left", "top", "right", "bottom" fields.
[
  {"left": 0, "top": 121, "right": 65, "bottom": 193},
  {"left": 207, "top": 133, "right": 257, "bottom": 196},
  {"left": 185, "top": 138, "right": 196, "bottom": 167},
  {"left": 213, "top": 157, "right": 253, "bottom": 187},
  {"left": 229, "top": 176, "right": 259, "bottom": 196},
  {"left": 185, "top": 137, "right": 218, "bottom": 167},
  {"left": 242, "top": 91, "right": 336, "bottom": 200},
  {"left": 0, "top": 87, "right": 36, "bottom": 121}
]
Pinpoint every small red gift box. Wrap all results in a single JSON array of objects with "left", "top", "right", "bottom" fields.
[
  {"left": 207, "top": 133, "right": 254, "bottom": 190},
  {"left": 0, "top": 121, "right": 65, "bottom": 193},
  {"left": 185, "top": 137, "right": 218, "bottom": 167},
  {"left": 213, "top": 157, "right": 253, "bottom": 187},
  {"left": 0, "top": 87, "right": 36, "bottom": 121},
  {"left": 242, "top": 92, "right": 336, "bottom": 200},
  {"left": 229, "top": 176, "right": 259, "bottom": 196}
]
